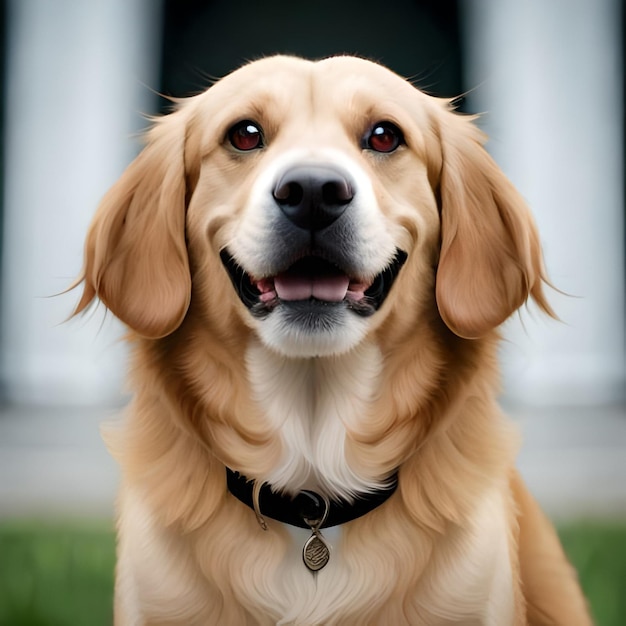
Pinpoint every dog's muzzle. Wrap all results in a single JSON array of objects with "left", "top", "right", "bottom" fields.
[{"left": 221, "top": 163, "right": 407, "bottom": 318}]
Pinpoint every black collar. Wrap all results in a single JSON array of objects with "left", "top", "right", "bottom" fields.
[{"left": 226, "top": 468, "right": 398, "bottom": 529}]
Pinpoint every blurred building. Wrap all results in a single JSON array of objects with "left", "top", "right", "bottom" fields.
[{"left": 0, "top": 0, "right": 623, "bottom": 407}]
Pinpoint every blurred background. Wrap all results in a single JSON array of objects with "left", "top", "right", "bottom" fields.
[{"left": 0, "top": 0, "right": 624, "bottom": 624}]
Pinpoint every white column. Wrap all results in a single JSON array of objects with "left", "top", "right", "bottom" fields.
[
  {"left": 461, "top": 0, "right": 625, "bottom": 405},
  {"left": 1, "top": 0, "right": 162, "bottom": 405}
]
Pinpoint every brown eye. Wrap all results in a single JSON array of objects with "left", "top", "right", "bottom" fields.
[
  {"left": 365, "top": 122, "right": 404, "bottom": 153},
  {"left": 228, "top": 120, "right": 264, "bottom": 151}
]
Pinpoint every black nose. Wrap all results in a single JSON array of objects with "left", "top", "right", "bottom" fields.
[{"left": 273, "top": 165, "right": 354, "bottom": 231}]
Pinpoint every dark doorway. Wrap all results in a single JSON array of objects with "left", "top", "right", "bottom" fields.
[{"left": 159, "top": 0, "right": 464, "bottom": 108}]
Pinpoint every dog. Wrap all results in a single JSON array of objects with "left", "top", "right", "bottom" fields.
[{"left": 73, "top": 55, "right": 591, "bottom": 625}]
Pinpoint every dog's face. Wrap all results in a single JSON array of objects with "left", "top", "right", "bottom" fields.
[
  {"left": 75, "top": 56, "right": 550, "bottom": 355},
  {"left": 190, "top": 56, "right": 440, "bottom": 357}
]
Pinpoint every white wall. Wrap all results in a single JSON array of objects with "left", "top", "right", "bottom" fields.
[
  {"left": 462, "top": 0, "right": 625, "bottom": 405},
  {"left": 1, "top": 0, "right": 162, "bottom": 404}
]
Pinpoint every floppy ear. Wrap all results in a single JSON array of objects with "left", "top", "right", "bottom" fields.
[
  {"left": 433, "top": 107, "right": 554, "bottom": 339},
  {"left": 73, "top": 107, "right": 199, "bottom": 338}
]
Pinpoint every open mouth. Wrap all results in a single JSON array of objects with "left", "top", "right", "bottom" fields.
[{"left": 220, "top": 250, "right": 407, "bottom": 317}]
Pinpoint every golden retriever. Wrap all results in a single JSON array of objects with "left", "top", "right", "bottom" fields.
[{"left": 74, "top": 55, "right": 591, "bottom": 625}]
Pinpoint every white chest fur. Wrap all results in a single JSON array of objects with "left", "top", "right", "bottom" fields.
[{"left": 245, "top": 339, "right": 386, "bottom": 499}]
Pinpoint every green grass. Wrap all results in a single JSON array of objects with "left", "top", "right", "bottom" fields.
[
  {"left": 0, "top": 522, "right": 115, "bottom": 626},
  {"left": 0, "top": 520, "right": 624, "bottom": 625},
  {"left": 559, "top": 522, "right": 626, "bottom": 626}
]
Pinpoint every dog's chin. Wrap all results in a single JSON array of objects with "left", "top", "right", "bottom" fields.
[{"left": 255, "top": 300, "right": 370, "bottom": 358}]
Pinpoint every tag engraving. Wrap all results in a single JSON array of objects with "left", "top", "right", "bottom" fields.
[{"left": 303, "top": 531, "right": 330, "bottom": 572}]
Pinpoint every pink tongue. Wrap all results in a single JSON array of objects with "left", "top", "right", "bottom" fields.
[{"left": 274, "top": 273, "right": 350, "bottom": 302}]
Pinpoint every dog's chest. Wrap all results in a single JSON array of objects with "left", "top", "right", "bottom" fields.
[
  {"left": 242, "top": 342, "right": 515, "bottom": 624},
  {"left": 245, "top": 340, "right": 386, "bottom": 498}
]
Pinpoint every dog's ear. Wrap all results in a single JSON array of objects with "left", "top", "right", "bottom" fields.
[
  {"left": 73, "top": 106, "right": 200, "bottom": 338},
  {"left": 432, "top": 107, "right": 554, "bottom": 339}
]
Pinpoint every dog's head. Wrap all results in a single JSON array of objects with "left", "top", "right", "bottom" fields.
[{"left": 74, "top": 55, "right": 551, "bottom": 356}]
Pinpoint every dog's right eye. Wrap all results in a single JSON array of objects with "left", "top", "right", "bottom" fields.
[{"left": 228, "top": 120, "right": 264, "bottom": 151}]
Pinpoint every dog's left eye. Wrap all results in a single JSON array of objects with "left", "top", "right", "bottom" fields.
[
  {"left": 365, "top": 122, "right": 404, "bottom": 153},
  {"left": 228, "top": 120, "right": 264, "bottom": 151}
]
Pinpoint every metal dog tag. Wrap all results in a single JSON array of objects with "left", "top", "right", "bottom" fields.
[
  {"left": 302, "top": 530, "right": 330, "bottom": 572},
  {"left": 300, "top": 490, "right": 331, "bottom": 573}
]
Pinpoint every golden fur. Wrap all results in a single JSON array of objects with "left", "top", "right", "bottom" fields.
[{"left": 74, "top": 55, "right": 591, "bottom": 625}]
